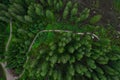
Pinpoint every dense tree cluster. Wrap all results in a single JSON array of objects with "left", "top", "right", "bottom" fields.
[{"left": 0, "top": 0, "right": 120, "bottom": 80}]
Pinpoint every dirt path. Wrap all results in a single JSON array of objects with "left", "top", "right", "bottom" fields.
[{"left": 1, "top": 19, "right": 17, "bottom": 80}]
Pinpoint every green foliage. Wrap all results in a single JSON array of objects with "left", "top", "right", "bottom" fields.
[
  {"left": 71, "top": 7, "right": 78, "bottom": 16},
  {"left": 0, "top": 0, "right": 93, "bottom": 25},
  {"left": 63, "top": 6, "right": 69, "bottom": 20},
  {"left": 76, "top": 8, "right": 90, "bottom": 23},
  {"left": 90, "top": 15, "right": 102, "bottom": 24},
  {"left": 46, "top": 10, "right": 55, "bottom": 22},
  {"left": 6, "top": 25, "right": 31, "bottom": 74},
  {"left": 35, "top": 4, "right": 43, "bottom": 16},
  {"left": 0, "top": 64, "right": 6, "bottom": 80},
  {"left": 6, "top": 23, "right": 44, "bottom": 75},
  {"left": 0, "top": 22, "right": 8, "bottom": 61},
  {"left": 24, "top": 15, "right": 33, "bottom": 23},
  {"left": 20, "top": 27, "right": 120, "bottom": 80},
  {"left": 113, "top": 0, "right": 120, "bottom": 13},
  {"left": 0, "top": 0, "right": 120, "bottom": 80}
]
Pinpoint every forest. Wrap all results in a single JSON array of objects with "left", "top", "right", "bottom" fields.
[{"left": 0, "top": 0, "right": 120, "bottom": 80}]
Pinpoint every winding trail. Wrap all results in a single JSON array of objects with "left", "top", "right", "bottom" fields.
[
  {"left": 1, "top": 21, "right": 100, "bottom": 80},
  {"left": 17, "top": 29, "right": 100, "bottom": 79},
  {"left": 5, "top": 19, "right": 12, "bottom": 53},
  {"left": 0, "top": 19, "right": 17, "bottom": 80}
]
